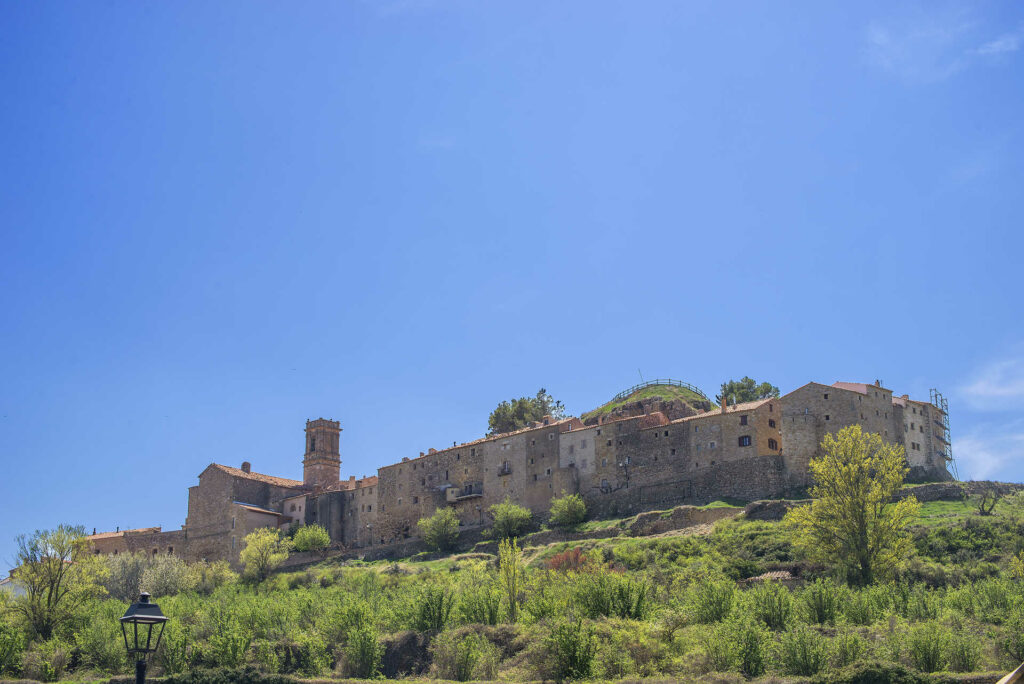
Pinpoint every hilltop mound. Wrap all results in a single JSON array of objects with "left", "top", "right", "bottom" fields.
[{"left": 581, "top": 380, "right": 715, "bottom": 424}]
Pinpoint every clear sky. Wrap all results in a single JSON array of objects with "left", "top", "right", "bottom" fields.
[{"left": 1, "top": 1, "right": 1023, "bottom": 569}]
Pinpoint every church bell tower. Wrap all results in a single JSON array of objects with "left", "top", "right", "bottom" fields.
[{"left": 303, "top": 418, "right": 341, "bottom": 489}]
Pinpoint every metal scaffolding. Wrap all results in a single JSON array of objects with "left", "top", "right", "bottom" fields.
[{"left": 930, "top": 388, "right": 957, "bottom": 480}]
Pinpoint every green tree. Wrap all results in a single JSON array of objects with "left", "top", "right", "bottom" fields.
[
  {"left": 10, "top": 525, "right": 107, "bottom": 639},
  {"left": 417, "top": 507, "right": 460, "bottom": 552},
  {"left": 487, "top": 388, "right": 565, "bottom": 435},
  {"left": 239, "top": 527, "right": 292, "bottom": 582},
  {"left": 488, "top": 497, "right": 533, "bottom": 540},
  {"left": 498, "top": 537, "right": 523, "bottom": 623},
  {"left": 292, "top": 524, "right": 331, "bottom": 554},
  {"left": 715, "top": 376, "right": 780, "bottom": 405},
  {"left": 548, "top": 491, "right": 587, "bottom": 528},
  {"left": 785, "top": 425, "right": 920, "bottom": 585}
]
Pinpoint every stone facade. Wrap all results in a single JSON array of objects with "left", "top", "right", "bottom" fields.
[{"left": 88, "top": 380, "right": 953, "bottom": 565}]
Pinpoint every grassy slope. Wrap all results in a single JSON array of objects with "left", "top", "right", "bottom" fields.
[{"left": 581, "top": 383, "right": 715, "bottom": 422}]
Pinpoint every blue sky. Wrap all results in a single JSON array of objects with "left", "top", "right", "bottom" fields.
[{"left": 1, "top": 1, "right": 1023, "bottom": 569}]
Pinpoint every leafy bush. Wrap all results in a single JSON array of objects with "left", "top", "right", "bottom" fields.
[
  {"left": 749, "top": 580, "right": 793, "bottom": 630},
  {"left": 843, "top": 589, "right": 876, "bottom": 625},
  {"left": 707, "top": 615, "right": 768, "bottom": 677},
  {"left": 691, "top": 578, "right": 734, "bottom": 623},
  {"left": 239, "top": 528, "right": 292, "bottom": 583},
  {"left": 547, "top": 547, "right": 593, "bottom": 572},
  {"left": 907, "top": 622, "right": 949, "bottom": 673},
  {"left": 545, "top": 618, "right": 596, "bottom": 682},
  {"left": 417, "top": 508, "right": 461, "bottom": 552},
  {"left": 804, "top": 578, "right": 842, "bottom": 624},
  {"left": 459, "top": 578, "right": 501, "bottom": 625},
  {"left": 489, "top": 497, "right": 533, "bottom": 540},
  {"left": 188, "top": 560, "right": 238, "bottom": 595},
  {"left": 72, "top": 601, "right": 126, "bottom": 672},
  {"left": 1001, "top": 610, "right": 1024, "bottom": 662},
  {"left": 20, "top": 638, "right": 70, "bottom": 683},
  {"left": 499, "top": 537, "right": 523, "bottom": 623},
  {"left": 342, "top": 624, "right": 382, "bottom": 679},
  {"left": 143, "top": 553, "right": 196, "bottom": 597},
  {"left": 155, "top": 623, "right": 197, "bottom": 675},
  {"left": 0, "top": 619, "right": 25, "bottom": 676},
  {"left": 413, "top": 584, "right": 455, "bottom": 632},
  {"left": 431, "top": 631, "right": 499, "bottom": 682},
  {"left": 549, "top": 491, "right": 587, "bottom": 527},
  {"left": 778, "top": 624, "right": 828, "bottom": 675},
  {"left": 292, "top": 525, "right": 330, "bottom": 554},
  {"left": 104, "top": 552, "right": 150, "bottom": 601},
  {"left": 830, "top": 628, "right": 866, "bottom": 669},
  {"left": 574, "top": 571, "right": 651, "bottom": 620},
  {"left": 947, "top": 631, "right": 981, "bottom": 672}
]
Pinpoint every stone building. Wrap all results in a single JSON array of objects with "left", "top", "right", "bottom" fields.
[{"left": 87, "top": 379, "right": 953, "bottom": 564}]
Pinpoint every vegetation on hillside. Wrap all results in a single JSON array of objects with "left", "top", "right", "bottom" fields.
[
  {"left": 581, "top": 383, "right": 713, "bottom": 422},
  {"left": 4, "top": 436, "right": 1024, "bottom": 682},
  {"left": 487, "top": 388, "right": 565, "bottom": 435}
]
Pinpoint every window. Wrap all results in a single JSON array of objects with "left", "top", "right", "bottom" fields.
[
  {"left": 421, "top": 478, "right": 426, "bottom": 486},
  {"left": 740, "top": 415, "right": 748, "bottom": 425},
  {"left": 533, "top": 474, "right": 537, "bottom": 481},
  {"left": 529, "top": 457, "right": 534, "bottom": 464},
  {"left": 457, "top": 453, "right": 460, "bottom": 460},
  {"left": 919, "top": 425, "right": 924, "bottom": 433},
  {"left": 695, "top": 426, "right": 699, "bottom": 433},
  {"left": 168, "top": 547, "right": 173, "bottom": 554},
  {"left": 445, "top": 470, "right": 448, "bottom": 480},
  {"left": 601, "top": 479, "right": 609, "bottom": 489},
  {"left": 548, "top": 433, "right": 554, "bottom": 440},
  {"left": 738, "top": 436, "right": 752, "bottom": 447},
  {"left": 597, "top": 429, "right": 602, "bottom": 435},
  {"left": 825, "top": 415, "right": 830, "bottom": 421},
  {"left": 531, "top": 440, "right": 535, "bottom": 446},
  {"left": 824, "top": 393, "right": 829, "bottom": 400},
  {"left": 546, "top": 468, "right": 551, "bottom": 475},
  {"left": 471, "top": 448, "right": 476, "bottom": 457},
  {"left": 413, "top": 496, "right": 419, "bottom": 504},
  {"left": 580, "top": 439, "right": 587, "bottom": 448},
  {"left": 606, "top": 439, "right": 612, "bottom": 446},
  {"left": 602, "top": 458, "right": 607, "bottom": 466},
  {"left": 367, "top": 505, "right": 371, "bottom": 512},
  {"left": 696, "top": 444, "right": 701, "bottom": 452},
  {"left": 709, "top": 441, "right": 716, "bottom": 449},
  {"left": 231, "top": 517, "right": 235, "bottom": 529},
  {"left": 768, "top": 438, "right": 778, "bottom": 450},
  {"left": 670, "top": 448, "right": 676, "bottom": 455},
  {"left": 769, "top": 419, "right": 776, "bottom": 428},
  {"left": 398, "top": 498, "right": 402, "bottom": 505},
  {"left": 290, "top": 504, "right": 296, "bottom": 512},
  {"left": 664, "top": 430, "right": 669, "bottom": 436}
]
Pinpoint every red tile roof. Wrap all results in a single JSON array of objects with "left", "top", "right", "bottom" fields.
[
  {"left": 208, "top": 464, "right": 306, "bottom": 489},
  {"left": 87, "top": 527, "right": 161, "bottom": 541},
  {"left": 670, "top": 398, "right": 773, "bottom": 424}
]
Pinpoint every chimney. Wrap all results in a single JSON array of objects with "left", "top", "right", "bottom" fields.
[
  {"left": 92, "top": 527, "right": 96, "bottom": 535},
  {"left": 721, "top": 396, "right": 727, "bottom": 414},
  {"left": 875, "top": 379, "right": 881, "bottom": 387},
  {"left": 241, "top": 461, "right": 251, "bottom": 473},
  {"left": 116, "top": 526, "right": 119, "bottom": 532},
  {"left": 349, "top": 475, "right": 356, "bottom": 485}
]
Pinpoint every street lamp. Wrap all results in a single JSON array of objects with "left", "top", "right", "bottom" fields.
[{"left": 120, "top": 592, "right": 168, "bottom": 684}]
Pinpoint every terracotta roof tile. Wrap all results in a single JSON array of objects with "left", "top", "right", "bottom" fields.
[
  {"left": 87, "top": 527, "right": 161, "bottom": 541},
  {"left": 209, "top": 464, "right": 306, "bottom": 489},
  {"left": 670, "top": 398, "right": 772, "bottom": 424}
]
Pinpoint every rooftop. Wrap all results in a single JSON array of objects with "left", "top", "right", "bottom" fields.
[{"left": 208, "top": 463, "right": 306, "bottom": 489}]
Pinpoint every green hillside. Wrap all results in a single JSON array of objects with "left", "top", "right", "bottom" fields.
[{"left": 581, "top": 381, "right": 715, "bottom": 422}]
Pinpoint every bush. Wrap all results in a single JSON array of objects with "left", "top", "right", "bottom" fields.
[
  {"left": 907, "top": 621, "right": 948, "bottom": 673},
  {"left": 20, "top": 638, "right": 70, "bottom": 683},
  {"left": 413, "top": 584, "right": 455, "bottom": 632},
  {"left": 545, "top": 618, "right": 596, "bottom": 682},
  {"left": 804, "top": 578, "right": 842, "bottom": 624},
  {"left": 691, "top": 578, "right": 734, "bottom": 624},
  {"left": 707, "top": 615, "right": 768, "bottom": 677},
  {"left": 342, "top": 624, "right": 382, "bottom": 679},
  {"left": 0, "top": 619, "right": 25, "bottom": 676},
  {"left": 822, "top": 660, "right": 932, "bottom": 684},
  {"left": 239, "top": 528, "right": 292, "bottom": 583},
  {"left": 574, "top": 571, "right": 651, "bottom": 620},
  {"left": 142, "top": 553, "right": 196, "bottom": 597},
  {"left": 292, "top": 525, "right": 330, "bottom": 554},
  {"left": 1001, "top": 610, "right": 1024, "bottom": 662},
  {"left": 489, "top": 497, "right": 533, "bottom": 540},
  {"left": 431, "top": 631, "right": 499, "bottom": 682},
  {"left": 778, "top": 624, "right": 828, "bottom": 675},
  {"left": 417, "top": 508, "right": 460, "bottom": 552},
  {"left": 104, "top": 552, "right": 150, "bottom": 601},
  {"left": 749, "top": 580, "right": 793, "bottom": 630},
  {"left": 830, "top": 628, "right": 866, "bottom": 669},
  {"left": 459, "top": 578, "right": 501, "bottom": 625},
  {"left": 549, "top": 491, "right": 587, "bottom": 527},
  {"left": 72, "top": 601, "right": 126, "bottom": 672},
  {"left": 188, "top": 560, "right": 238, "bottom": 594},
  {"left": 843, "top": 589, "right": 876, "bottom": 625},
  {"left": 155, "top": 623, "right": 197, "bottom": 675},
  {"left": 947, "top": 631, "right": 981, "bottom": 672}
]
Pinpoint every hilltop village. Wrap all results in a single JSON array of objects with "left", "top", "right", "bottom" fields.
[{"left": 87, "top": 379, "right": 954, "bottom": 564}]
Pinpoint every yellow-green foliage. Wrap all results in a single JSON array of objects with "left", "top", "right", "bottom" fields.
[
  {"left": 239, "top": 528, "right": 292, "bottom": 582},
  {"left": 417, "top": 507, "right": 461, "bottom": 552},
  {"left": 291, "top": 524, "right": 330, "bottom": 554},
  {"left": 786, "top": 425, "right": 920, "bottom": 585}
]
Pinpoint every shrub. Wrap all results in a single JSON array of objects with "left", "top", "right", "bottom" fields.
[
  {"left": 803, "top": 578, "right": 842, "bottom": 624},
  {"left": 417, "top": 508, "right": 460, "bottom": 552},
  {"left": 431, "top": 631, "right": 499, "bottom": 682},
  {"left": 413, "top": 584, "right": 455, "bottom": 632},
  {"left": 459, "top": 579, "right": 501, "bottom": 625},
  {"left": 342, "top": 624, "right": 382, "bottom": 679},
  {"left": 103, "top": 552, "right": 150, "bottom": 601},
  {"left": 548, "top": 547, "right": 593, "bottom": 572},
  {"left": 73, "top": 601, "right": 126, "bottom": 672},
  {"left": 574, "top": 571, "right": 651, "bottom": 620},
  {"left": 777, "top": 624, "right": 828, "bottom": 675},
  {"left": 489, "top": 497, "right": 533, "bottom": 540},
  {"left": 843, "top": 589, "right": 876, "bottom": 625},
  {"left": 142, "top": 554, "right": 196, "bottom": 597},
  {"left": 545, "top": 618, "right": 596, "bottom": 682},
  {"left": 20, "top": 638, "right": 70, "bottom": 683},
  {"left": 830, "top": 628, "right": 866, "bottom": 669},
  {"left": 188, "top": 560, "right": 238, "bottom": 595},
  {"left": 0, "top": 619, "right": 25, "bottom": 676},
  {"left": 907, "top": 622, "right": 949, "bottom": 673},
  {"left": 691, "top": 578, "right": 734, "bottom": 624},
  {"left": 749, "top": 580, "right": 793, "bottom": 630},
  {"left": 499, "top": 537, "right": 523, "bottom": 623},
  {"left": 155, "top": 623, "right": 197, "bottom": 675},
  {"left": 292, "top": 525, "right": 330, "bottom": 554},
  {"left": 239, "top": 528, "right": 292, "bottom": 583},
  {"left": 1001, "top": 610, "right": 1024, "bottom": 662},
  {"left": 947, "top": 631, "right": 981, "bottom": 672},
  {"left": 549, "top": 491, "right": 587, "bottom": 527}
]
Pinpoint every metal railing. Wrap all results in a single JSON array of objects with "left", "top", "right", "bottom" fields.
[{"left": 609, "top": 379, "right": 710, "bottom": 404}]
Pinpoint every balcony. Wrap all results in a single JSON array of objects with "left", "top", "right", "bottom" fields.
[
  {"left": 498, "top": 463, "right": 512, "bottom": 476},
  {"left": 446, "top": 482, "right": 483, "bottom": 503}
]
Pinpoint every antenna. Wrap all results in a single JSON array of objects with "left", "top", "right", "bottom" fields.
[{"left": 638, "top": 369, "right": 645, "bottom": 384}]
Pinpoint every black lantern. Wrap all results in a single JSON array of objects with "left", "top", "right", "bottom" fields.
[{"left": 120, "top": 592, "right": 168, "bottom": 684}]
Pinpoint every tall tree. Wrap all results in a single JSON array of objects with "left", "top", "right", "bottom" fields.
[
  {"left": 10, "top": 525, "right": 106, "bottom": 639},
  {"left": 716, "top": 377, "right": 780, "bottom": 405},
  {"left": 239, "top": 527, "right": 292, "bottom": 582},
  {"left": 487, "top": 388, "right": 565, "bottom": 435},
  {"left": 785, "top": 425, "right": 920, "bottom": 585}
]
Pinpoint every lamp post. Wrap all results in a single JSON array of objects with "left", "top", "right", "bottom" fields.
[{"left": 119, "top": 592, "right": 168, "bottom": 684}]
